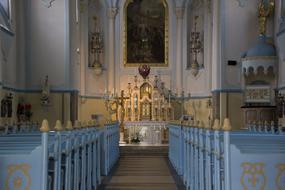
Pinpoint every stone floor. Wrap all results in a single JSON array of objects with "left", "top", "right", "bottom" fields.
[{"left": 99, "top": 146, "right": 185, "bottom": 190}]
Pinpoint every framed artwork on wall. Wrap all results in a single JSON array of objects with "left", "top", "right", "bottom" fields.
[{"left": 123, "top": 0, "right": 169, "bottom": 67}]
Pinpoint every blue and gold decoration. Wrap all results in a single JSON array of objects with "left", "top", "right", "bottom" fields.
[
  {"left": 241, "top": 162, "right": 267, "bottom": 190},
  {"left": 276, "top": 164, "right": 285, "bottom": 190},
  {"left": 5, "top": 164, "right": 31, "bottom": 190}
]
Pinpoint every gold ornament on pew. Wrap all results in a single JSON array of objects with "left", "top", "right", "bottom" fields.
[
  {"left": 212, "top": 119, "right": 221, "bottom": 130},
  {"left": 192, "top": 120, "right": 196, "bottom": 128},
  {"left": 54, "top": 120, "right": 63, "bottom": 131},
  {"left": 222, "top": 118, "right": 232, "bottom": 131},
  {"left": 40, "top": 119, "right": 50, "bottom": 132},
  {"left": 66, "top": 120, "right": 73, "bottom": 130},
  {"left": 85, "top": 121, "right": 89, "bottom": 128},
  {"left": 199, "top": 120, "right": 204, "bottom": 128},
  {"left": 204, "top": 122, "right": 211, "bottom": 130},
  {"left": 81, "top": 121, "right": 87, "bottom": 128},
  {"left": 74, "top": 120, "right": 81, "bottom": 129},
  {"left": 88, "top": 120, "right": 93, "bottom": 127}
]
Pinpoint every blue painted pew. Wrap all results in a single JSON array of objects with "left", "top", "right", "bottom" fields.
[
  {"left": 0, "top": 120, "right": 120, "bottom": 190},
  {"left": 168, "top": 119, "right": 285, "bottom": 190}
]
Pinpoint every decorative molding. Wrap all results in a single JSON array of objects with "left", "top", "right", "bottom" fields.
[
  {"left": 0, "top": 83, "right": 79, "bottom": 93},
  {"left": 41, "top": 0, "right": 56, "bottom": 8},
  {"left": 236, "top": 0, "right": 248, "bottom": 7},
  {"left": 211, "top": 89, "right": 243, "bottom": 93}
]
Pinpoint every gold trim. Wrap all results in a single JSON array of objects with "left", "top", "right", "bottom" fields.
[
  {"left": 123, "top": 0, "right": 169, "bottom": 67},
  {"left": 276, "top": 164, "right": 285, "bottom": 190},
  {"left": 5, "top": 164, "right": 31, "bottom": 190},
  {"left": 240, "top": 162, "right": 267, "bottom": 190}
]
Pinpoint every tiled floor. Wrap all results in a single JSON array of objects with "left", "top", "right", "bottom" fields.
[{"left": 99, "top": 156, "right": 185, "bottom": 190}]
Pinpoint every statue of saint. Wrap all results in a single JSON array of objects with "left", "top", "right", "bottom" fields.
[
  {"left": 41, "top": 76, "right": 50, "bottom": 105},
  {"left": 258, "top": 0, "right": 274, "bottom": 35}
]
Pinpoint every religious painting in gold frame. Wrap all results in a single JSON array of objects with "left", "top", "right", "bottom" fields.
[{"left": 123, "top": 0, "right": 169, "bottom": 67}]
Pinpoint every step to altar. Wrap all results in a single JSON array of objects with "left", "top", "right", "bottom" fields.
[{"left": 119, "top": 144, "right": 169, "bottom": 157}]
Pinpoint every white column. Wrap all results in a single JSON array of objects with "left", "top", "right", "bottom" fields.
[
  {"left": 107, "top": 7, "right": 118, "bottom": 93},
  {"left": 211, "top": 0, "right": 221, "bottom": 90},
  {"left": 175, "top": 7, "right": 184, "bottom": 96}
]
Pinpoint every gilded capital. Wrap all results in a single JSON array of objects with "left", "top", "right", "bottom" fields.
[
  {"left": 107, "top": 7, "right": 118, "bottom": 19},
  {"left": 175, "top": 7, "right": 185, "bottom": 19}
]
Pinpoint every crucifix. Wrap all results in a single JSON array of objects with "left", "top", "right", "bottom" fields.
[{"left": 114, "top": 90, "right": 129, "bottom": 133}]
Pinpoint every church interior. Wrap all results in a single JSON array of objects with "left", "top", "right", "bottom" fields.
[{"left": 0, "top": 0, "right": 285, "bottom": 189}]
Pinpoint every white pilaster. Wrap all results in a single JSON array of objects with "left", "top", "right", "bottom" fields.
[
  {"left": 175, "top": 7, "right": 185, "bottom": 96},
  {"left": 211, "top": 0, "right": 222, "bottom": 91},
  {"left": 107, "top": 7, "right": 118, "bottom": 93}
]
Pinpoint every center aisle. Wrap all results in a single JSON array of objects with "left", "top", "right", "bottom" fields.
[{"left": 99, "top": 147, "right": 185, "bottom": 190}]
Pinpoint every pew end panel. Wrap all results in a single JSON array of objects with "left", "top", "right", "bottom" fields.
[
  {"left": 0, "top": 145, "right": 45, "bottom": 190},
  {"left": 226, "top": 134, "right": 285, "bottom": 190}
]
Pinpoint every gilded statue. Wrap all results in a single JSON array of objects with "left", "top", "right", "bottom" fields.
[
  {"left": 116, "top": 90, "right": 129, "bottom": 133},
  {"left": 258, "top": 0, "right": 274, "bottom": 35}
]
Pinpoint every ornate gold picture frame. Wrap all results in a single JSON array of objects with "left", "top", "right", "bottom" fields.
[{"left": 123, "top": 0, "right": 169, "bottom": 67}]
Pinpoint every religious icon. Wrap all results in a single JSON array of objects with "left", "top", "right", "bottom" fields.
[{"left": 124, "top": 0, "right": 168, "bottom": 67}]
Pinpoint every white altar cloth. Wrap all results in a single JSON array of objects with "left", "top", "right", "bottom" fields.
[{"left": 125, "top": 121, "right": 167, "bottom": 144}]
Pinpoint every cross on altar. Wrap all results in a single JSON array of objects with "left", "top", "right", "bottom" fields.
[{"left": 114, "top": 90, "right": 129, "bottom": 133}]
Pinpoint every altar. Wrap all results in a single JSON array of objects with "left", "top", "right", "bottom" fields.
[
  {"left": 105, "top": 70, "right": 174, "bottom": 145},
  {"left": 125, "top": 121, "right": 168, "bottom": 145}
]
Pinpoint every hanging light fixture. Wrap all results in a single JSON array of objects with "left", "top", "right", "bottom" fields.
[
  {"left": 89, "top": 16, "right": 104, "bottom": 75},
  {"left": 189, "top": 16, "right": 203, "bottom": 77}
]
